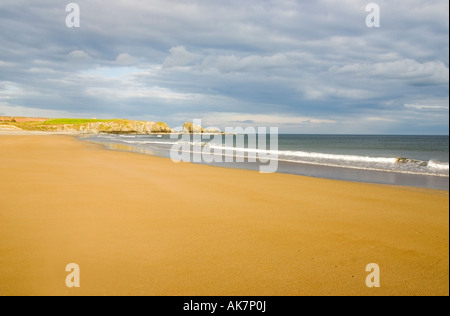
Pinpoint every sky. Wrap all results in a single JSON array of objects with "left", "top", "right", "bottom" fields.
[{"left": 0, "top": 0, "right": 448, "bottom": 134}]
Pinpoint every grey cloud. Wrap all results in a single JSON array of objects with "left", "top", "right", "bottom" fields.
[
  {"left": 0, "top": 0, "right": 448, "bottom": 134},
  {"left": 163, "top": 46, "right": 199, "bottom": 68},
  {"left": 115, "top": 53, "right": 137, "bottom": 65},
  {"left": 332, "top": 59, "right": 449, "bottom": 85},
  {"left": 69, "top": 50, "right": 91, "bottom": 62}
]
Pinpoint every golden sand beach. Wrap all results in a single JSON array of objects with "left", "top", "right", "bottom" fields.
[{"left": 0, "top": 134, "right": 448, "bottom": 296}]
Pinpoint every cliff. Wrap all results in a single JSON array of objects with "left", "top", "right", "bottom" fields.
[{"left": 0, "top": 118, "right": 172, "bottom": 134}]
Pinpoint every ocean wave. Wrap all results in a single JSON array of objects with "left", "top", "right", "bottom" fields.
[
  {"left": 206, "top": 144, "right": 449, "bottom": 177},
  {"left": 122, "top": 140, "right": 177, "bottom": 146},
  {"left": 209, "top": 145, "right": 397, "bottom": 164},
  {"left": 428, "top": 160, "right": 449, "bottom": 171},
  {"left": 88, "top": 136, "right": 449, "bottom": 177},
  {"left": 275, "top": 158, "right": 449, "bottom": 177}
]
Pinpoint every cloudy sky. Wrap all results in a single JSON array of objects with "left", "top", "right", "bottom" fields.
[{"left": 0, "top": 0, "right": 448, "bottom": 134}]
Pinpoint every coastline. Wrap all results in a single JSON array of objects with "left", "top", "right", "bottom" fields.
[
  {"left": 84, "top": 135, "right": 449, "bottom": 190},
  {"left": 0, "top": 133, "right": 448, "bottom": 295}
]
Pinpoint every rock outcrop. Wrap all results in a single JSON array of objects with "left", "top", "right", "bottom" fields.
[{"left": 44, "top": 121, "right": 169, "bottom": 134}]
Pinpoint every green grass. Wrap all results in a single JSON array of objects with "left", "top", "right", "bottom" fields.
[
  {"left": 3, "top": 118, "right": 166, "bottom": 133},
  {"left": 7, "top": 121, "right": 48, "bottom": 131},
  {"left": 3, "top": 118, "right": 125, "bottom": 131},
  {"left": 43, "top": 118, "right": 120, "bottom": 125}
]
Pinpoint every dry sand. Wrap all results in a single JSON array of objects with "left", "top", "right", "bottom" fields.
[{"left": 0, "top": 134, "right": 448, "bottom": 296}]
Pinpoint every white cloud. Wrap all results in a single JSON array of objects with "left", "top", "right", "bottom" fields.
[
  {"left": 69, "top": 50, "right": 91, "bottom": 62},
  {"left": 404, "top": 98, "right": 449, "bottom": 111},
  {"left": 116, "top": 53, "right": 137, "bottom": 65},
  {"left": 201, "top": 53, "right": 291, "bottom": 73},
  {"left": 363, "top": 117, "right": 398, "bottom": 123},
  {"left": 303, "top": 86, "right": 378, "bottom": 100},
  {"left": 332, "top": 59, "right": 449, "bottom": 85},
  {"left": 163, "top": 46, "right": 199, "bottom": 68},
  {"left": 0, "top": 102, "right": 97, "bottom": 119},
  {"left": 0, "top": 0, "right": 448, "bottom": 133},
  {"left": 0, "top": 60, "right": 15, "bottom": 67},
  {"left": 0, "top": 81, "right": 34, "bottom": 99},
  {"left": 199, "top": 112, "right": 336, "bottom": 127},
  {"left": 86, "top": 85, "right": 202, "bottom": 101}
]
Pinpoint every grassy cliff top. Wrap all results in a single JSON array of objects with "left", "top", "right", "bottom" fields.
[
  {"left": 0, "top": 117, "right": 173, "bottom": 134},
  {"left": 42, "top": 118, "right": 122, "bottom": 125}
]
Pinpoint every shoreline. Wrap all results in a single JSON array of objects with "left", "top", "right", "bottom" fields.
[
  {"left": 2, "top": 129, "right": 449, "bottom": 190},
  {"left": 0, "top": 133, "right": 448, "bottom": 295},
  {"left": 82, "top": 136, "right": 449, "bottom": 191}
]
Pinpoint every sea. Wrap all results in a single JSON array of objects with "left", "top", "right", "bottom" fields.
[{"left": 83, "top": 134, "right": 449, "bottom": 190}]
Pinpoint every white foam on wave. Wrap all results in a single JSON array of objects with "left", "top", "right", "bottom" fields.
[
  {"left": 276, "top": 158, "right": 449, "bottom": 177},
  {"left": 207, "top": 144, "right": 449, "bottom": 177},
  {"left": 122, "top": 140, "right": 177, "bottom": 146},
  {"left": 209, "top": 144, "right": 397, "bottom": 164},
  {"left": 93, "top": 135, "right": 449, "bottom": 177},
  {"left": 428, "top": 160, "right": 449, "bottom": 171}
]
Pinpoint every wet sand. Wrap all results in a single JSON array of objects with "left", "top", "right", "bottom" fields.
[
  {"left": 89, "top": 137, "right": 450, "bottom": 190},
  {"left": 0, "top": 134, "right": 448, "bottom": 296}
]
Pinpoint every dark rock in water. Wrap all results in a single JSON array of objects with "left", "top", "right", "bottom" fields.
[
  {"left": 396, "top": 157, "right": 409, "bottom": 164},
  {"left": 396, "top": 157, "right": 428, "bottom": 167}
]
